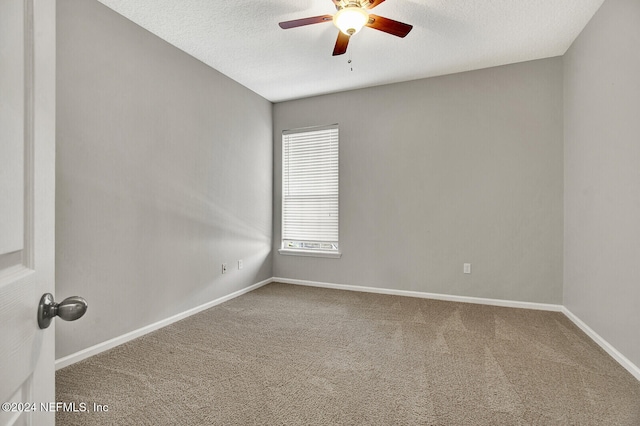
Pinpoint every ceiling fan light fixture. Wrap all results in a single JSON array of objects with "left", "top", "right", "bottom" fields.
[{"left": 333, "top": 6, "right": 369, "bottom": 36}]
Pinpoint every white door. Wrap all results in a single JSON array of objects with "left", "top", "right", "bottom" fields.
[{"left": 0, "top": 1, "right": 56, "bottom": 425}]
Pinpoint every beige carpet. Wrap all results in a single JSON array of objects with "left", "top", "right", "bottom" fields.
[{"left": 56, "top": 282, "right": 640, "bottom": 425}]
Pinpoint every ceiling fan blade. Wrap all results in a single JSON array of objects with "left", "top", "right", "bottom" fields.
[
  {"left": 365, "top": 0, "right": 386, "bottom": 9},
  {"left": 279, "top": 15, "right": 333, "bottom": 29},
  {"left": 332, "top": 32, "right": 350, "bottom": 56},
  {"left": 366, "top": 14, "right": 413, "bottom": 37}
]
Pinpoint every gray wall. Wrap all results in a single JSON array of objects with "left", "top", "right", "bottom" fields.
[
  {"left": 564, "top": 0, "right": 640, "bottom": 368},
  {"left": 56, "top": 0, "right": 272, "bottom": 359},
  {"left": 273, "top": 58, "right": 564, "bottom": 304}
]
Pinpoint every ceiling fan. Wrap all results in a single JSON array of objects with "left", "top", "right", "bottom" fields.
[{"left": 278, "top": 0, "right": 413, "bottom": 56}]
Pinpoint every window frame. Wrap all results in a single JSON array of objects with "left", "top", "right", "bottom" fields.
[{"left": 279, "top": 124, "right": 341, "bottom": 259}]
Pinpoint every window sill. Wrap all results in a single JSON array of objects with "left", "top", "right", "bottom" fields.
[{"left": 278, "top": 249, "right": 342, "bottom": 259}]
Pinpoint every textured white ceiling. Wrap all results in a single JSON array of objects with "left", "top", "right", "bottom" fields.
[{"left": 96, "top": 0, "right": 605, "bottom": 102}]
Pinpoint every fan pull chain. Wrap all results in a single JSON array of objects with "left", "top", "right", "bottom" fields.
[{"left": 348, "top": 49, "right": 353, "bottom": 71}]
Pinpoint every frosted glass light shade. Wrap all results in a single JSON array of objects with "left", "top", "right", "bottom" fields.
[{"left": 333, "top": 7, "right": 369, "bottom": 36}]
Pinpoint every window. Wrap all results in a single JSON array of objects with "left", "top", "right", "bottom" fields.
[{"left": 280, "top": 124, "right": 340, "bottom": 258}]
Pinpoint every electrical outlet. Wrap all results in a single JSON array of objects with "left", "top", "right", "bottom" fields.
[
  {"left": 222, "top": 263, "right": 227, "bottom": 274},
  {"left": 238, "top": 259, "right": 243, "bottom": 270},
  {"left": 464, "top": 263, "right": 471, "bottom": 274}
]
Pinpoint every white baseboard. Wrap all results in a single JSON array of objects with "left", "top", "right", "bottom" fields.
[
  {"left": 55, "top": 278, "right": 273, "bottom": 370},
  {"left": 274, "top": 277, "right": 639, "bottom": 382},
  {"left": 273, "top": 277, "right": 564, "bottom": 312},
  {"left": 57, "top": 276, "right": 639, "bottom": 383},
  {"left": 562, "top": 307, "right": 640, "bottom": 381}
]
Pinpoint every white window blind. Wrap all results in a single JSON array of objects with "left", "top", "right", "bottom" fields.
[{"left": 282, "top": 125, "right": 339, "bottom": 252}]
